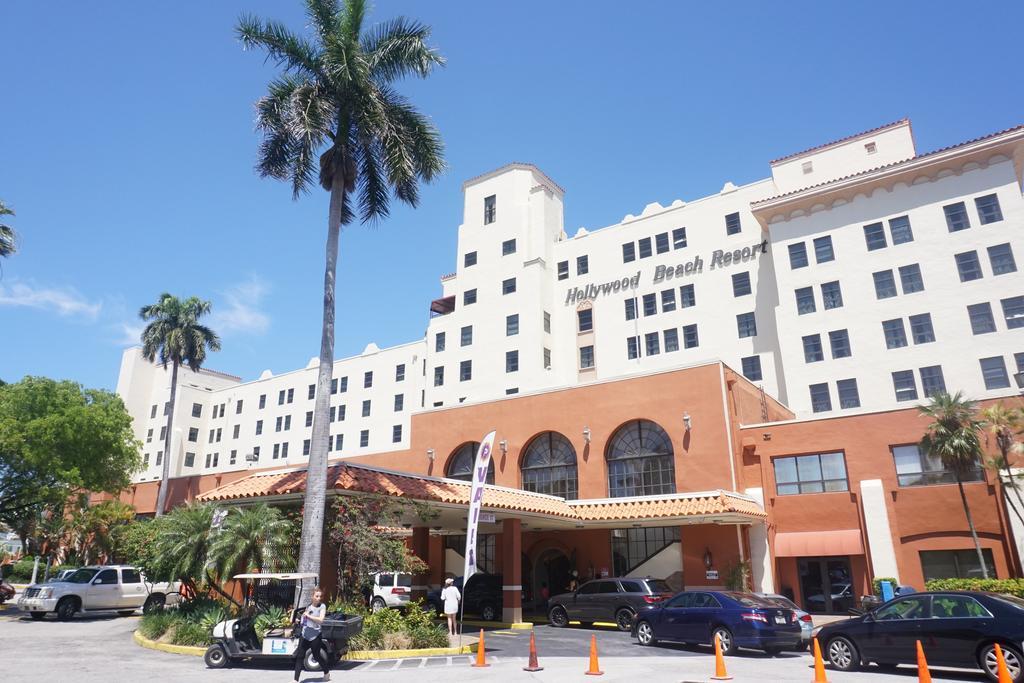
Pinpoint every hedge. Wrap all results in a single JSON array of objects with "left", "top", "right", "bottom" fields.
[
  {"left": 5, "top": 558, "right": 77, "bottom": 583},
  {"left": 925, "top": 578, "right": 1024, "bottom": 598}
]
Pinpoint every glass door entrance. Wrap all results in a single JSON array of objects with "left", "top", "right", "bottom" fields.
[{"left": 797, "top": 557, "right": 854, "bottom": 614}]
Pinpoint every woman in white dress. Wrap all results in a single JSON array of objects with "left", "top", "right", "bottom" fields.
[{"left": 440, "top": 577, "right": 461, "bottom": 636}]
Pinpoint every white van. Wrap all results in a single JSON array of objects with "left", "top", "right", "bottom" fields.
[{"left": 369, "top": 572, "right": 413, "bottom": 612}]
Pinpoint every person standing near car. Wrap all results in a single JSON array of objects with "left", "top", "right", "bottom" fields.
[
  {"left": 293, "top": 587, "right": 330, "bottom": 682},
  {"left": 441, "top": 577, "right": 461, "bottom": 637}
]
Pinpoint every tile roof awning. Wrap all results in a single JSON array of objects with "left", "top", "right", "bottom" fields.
[
  {"left": 774, "top": 529, "right": 864, "bottom": 558},
  {"left": 195, "top": 462, "right": 766, "bottom": 525}
]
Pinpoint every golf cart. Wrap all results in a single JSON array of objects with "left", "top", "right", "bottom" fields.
[{"left": 203, "top": 573, "right": 363, "bottom": 671}]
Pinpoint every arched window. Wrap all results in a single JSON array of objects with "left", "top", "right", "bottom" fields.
[
  {"left": 521, "top": 432, "right": 578, "bottom": 500},
  {"left": 446, "top": 442, "right": 495, "bottom": 484},
  {"left": 606, "top": 420, "right": 675, "bottom": 498}
]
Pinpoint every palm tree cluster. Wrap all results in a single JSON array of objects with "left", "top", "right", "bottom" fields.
[{"left": 0, "top": 199, "right": 17, "bottom": 258}]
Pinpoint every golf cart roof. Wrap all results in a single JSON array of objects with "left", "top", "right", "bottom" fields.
[{"left": 232, "top": 573, "right": 319, "bottom": 580}]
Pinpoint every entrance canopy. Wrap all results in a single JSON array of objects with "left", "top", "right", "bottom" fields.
[{"left": 774, "top": 529, "right": 864, "bottom": 557}]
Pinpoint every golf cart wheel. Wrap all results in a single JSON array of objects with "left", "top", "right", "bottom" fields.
[
  {"left": 615, "top": 608, "right": 635, "bottom": 632},
  {"left": 204, "top": 644, "right": 229, "bottom": 669},
  {"left": 370, "top": 597, "right": 386, "bottom": 613},
  {"left": 304, "top": 648, "right": 322, "bottom": 671},
  {"left": 56, "top": 597, "right": 78, "bottom": 621},
  {"left": 29, "top": 612, "right": 46, "bottom": 621},
  {"left": 143, "top": 594, "right": 165, "bottom": 614},
  {"left": 548, "top": 606, "right": 568, "bottom": 627}
]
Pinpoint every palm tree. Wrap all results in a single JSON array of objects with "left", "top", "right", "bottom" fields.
[
  {"left": 919, "top": 391, "right": 989, "bottom": 579},
  {"left": 140, "top": 294, "right": 221, "bottom": 516},
  {"left": 155, "top": 502, "right": 237, "bottom": 605},
  {"left": 0, "top": 200, "right": 16, "bottom": 258},
  {"left": 981, "top": 403, "right": 1024, "bottom": 525},
  {"left": 210, "top": 504, "right": 294, "bottom": 577},
  {"left": 237, "top": 0, "right": 445, "bottom": 600}
]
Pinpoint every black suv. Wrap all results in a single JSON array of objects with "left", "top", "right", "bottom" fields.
[
  {"left": 548, "top": 577, "right": 675, "bottom": 631},
  {"left": 427, "top": 574, "right": 504, "bottom": 621}
]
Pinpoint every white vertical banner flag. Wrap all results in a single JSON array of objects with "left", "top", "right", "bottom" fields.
[{"left": 462, "top": 431, "right": 496, "bottom": 583}]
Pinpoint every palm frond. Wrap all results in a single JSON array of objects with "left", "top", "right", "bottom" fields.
[
  {"left": 304, "top": 0, "right": 341, "bottom": 44},
  {"left": 236, "top": 14, "right": 322, "bottom": 78},
  {"left": 362, "top": 17, "right": 445, "bottom": 83}
]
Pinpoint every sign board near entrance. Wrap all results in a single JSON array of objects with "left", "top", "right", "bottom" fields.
[
  {"left": 705, "top": 570, "right": 719, "bottom": 580},
  {"left": 478, "top": 512, "right": 495, "bottom": 524}
]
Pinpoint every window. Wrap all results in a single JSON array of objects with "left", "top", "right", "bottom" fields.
[
  {"left": 883, "top": 319, "right": 908, "bottom": 349},
  {"left": 360, "top": 430, "right": 369, "bottom": 448},
  {"left": 1002, "top": 296, "right": 1024, "bottom": 329},
  {"left": 836, "top": 378, "right": 861, "bottom": 408},
  {"left": 944, "top": 202, "right": 971, "bottom": 232},
  {"left": 741, "top": 355, "right": 762, "bottom": 381},
  {"left": 795, "top": 287, "right": 816, "bottom": 315},
  {"left": 680, "top": 284, "right": 695, "bottom": 308},
  {"left": 330, "top": 378, "right": 338, "bottom": 394},
  {"left": 663, "top": 328, "right": 679, "bottom": 353},
  {"left": 606, "top": 420, "right": 675, "bottom": 497},
  {"left": 501, "top": 238, "right": 516, "bottom": 256},
  {"left": 889, "top": 215, "right": 914, "bottom": 244},
  {"left": 506, "top": 388, "right": 519, "bottom": 395},
  {"left": 506, "top": 314, "right": 519, "bottom": 336},
  {"left": 622, "top": 242, "right": 636, "bottom": 263},
  {"left": 577, "top": 255, "right": 589, "bottom": 274},
  {"left": 464, "top": 289, "right": 477, "bottom": 305},
  {"left": 339, "top": 376, "right": 348, "bottom": 393},
  {"left": 864, "top": 222, "right": 887, "bottom": 250},
  {"left": 577, "top": 308, "right": 593, "bottom": 332},
  {"left": 337, "top": 405, "right": 346, "bottom": 421},
  {"left": 873, "top": 270, "right": 897, "bottom": 299},
  {"left": 892, "top": 370, "right": 918, "bottom": 402},
  {"left": 813, "top": 236, "right": 835, "bottom": 263},
  {"left": 435, "top": 331, "right": 446, "bottom": 352},
  {"left": 645, "top": 332, "right": 660, "bottom": 356},
  {"left": 464, "top": 251, "right": 477, "bottom": 267},
  {"left": 191, "top": 402, "right": 202, "bottom": 418},
  {"left": 626, "top": 336, "right": 640, "bottom": 360},
  {"left": 579, "top": 345, "right": 595, "bottom": 369},
  {"left": 955, "top": 251, "right": 983, "bottom": 282},
  {"left": 287, "top": 388, "right": 294, "bottom": 403},
  {"left": 255, "top": 420, "right": 263, "bottom": 435},
  {"left": 394, "top": 394, "right": 404, "bottom": 411},
  {"left": 146, "top": 428, "right": 153, "bottom": 443},
  {"left": 543, "top": 311, "right": 551, "bottom": 333},
  {"left": 899, "top": 264, "right": 924, "bottom": 293},
  {"left": 232, "top": 424, "right": 240, "bottom": 439},
  {"left": 150, "top": 405, "right": 157, "bottom": 419},
  {"left": 921, "top": 549, "right": 996, "bottom": 582},
  {"left": 557, "top": 260, "right": 568, "bottom": 280},
  {"left": 725, "top": 212, "right": 741, "bottom": 235},
  {"left": 460, "top": 325, "right": 473, "bottom": 346},
  {"left": 329, "top": 405, "right": 336, "bottom": 422},
  {"left": 459, "top": 360, "right": 472, "bottom": 382},
  {"left": 909, "top": 313, "right": 936, "bottom": 344},
  {"left": 829, "top": 329, "right": 852, "bottom": 358},
  {"left": 361, "top": 371, "right": 371, "bottom": 388},
  {"left": 361, "top": 399, "right": 371, "bottom": 417},
  {"left": 968, "top": 303, "right": 997, "bottom": 334},
  {"left": 821, "top": 281, "right": 843, "bottom": 309},
  {"left": 229, "top": 449, "right": 237, "bottom": 465},
  {"left": 208, "top": 428, "right": 215, "bottom": 442},
  {"left": 638, "top": 237, "right": 652, "bottom": 259},
  {"left": 506, "top": 350, "right": 519, "bottom": 373},
  {"left": 155, "top": 451, "right": 162, "bottom": 466},
  {"left": 803, "top": 334, "right": 824, "bottom": 363},
  {"left": 392, "top": 425, "right": 402, "bottom": 443},
  {"left": 236, "top": 400, "right": 243, "bottom": 414},
  {"left": 278, "top": 389, "right": 286, "bottom": 405},
  {"left": 259, "top": 394, "right": 267, "bottom": 409},
  {"left": 187, "top": 427, "right": 198, "bottom": 442},
  {"left": 865, "top": 142, "right": 877, "bottom": 154},
  {"left": 802, "top": 160, "right": 813, "bottom": 174},
  {"left": 980, "top": 357, "right": 1010, "bottom": 390},
  {"left": 272, "top": 444, "right": 280, "bottom": 460},
  {"left": 624, "top": 298, "right": 637, "bottom": 321},
  {"left": 975, "top": 194, "right": 1003, "bottom": 224},
  {"left": 652, "top": 232, "right": 669, "bottom": 254},
  {"left": 988, "top": 243, "right": 1017, "bottom": 275},
  {"left": 521, "top": 431, "right": 579, "bottom": 499},
  {"left": 307, "top": 384, "right": 315, "bottom": 400},
  {"left": 502, "top": 277, "right": 516, "bottom": 295},
  {"left": 543, "top": 347, "right": 551, "bottom": 369},
  {"left": 305, "top": 411, "right": 313, "bottom": 427},
  {"left": 737, "top": 312, "right": 756, "bottom": 338},
  {"left": 184, "top": 452, "right": 195, "bottom": 468},
  {"left": 809, "top": 383, "right": 832, "bottom": 412},
  {"left": 446, "top": 441, "right": 495, "bottom": 483},
  {"left": 612, "top": 527, "right": 680, "bottom": 577},
  {"left": 732, "top": 271, "right": 751, "bottom": 297},
  {"left": 334, "top": 434, "right": 343, "bottom": 451},
  {"left": 1017, "top": 353, "right": 1024, "bottom": 375},
  {"left": 672, "top": 227, "right": 687, "bottom": 249},
  {"left": 275, "top": 416, "right": 283, "bottom": 432},
  {"left": 395, "top": 364, "right": 405, "bottom": 382},
  {"left": 483, "top": 194, "right": 496, "bottom": 224},
  {"left": 893, "top": 443, "right": 982, "bottom": 487},
  {"left": 433, "top": 366, "right": 444, "bottom": 386},
  {"left": 774, "top": 452, "right": 848, "bottom": 495},
  {"left": 788, "top": 242, "right": 809, "bottom": 269},
  {"left": 919, "top": 365, "right": 946, "bottom": 397},
  {"left": 683, "top": 324, "right": 699, "bottom": 348},
  {"left": 660, "top": 288, "right": 676, "bottom": 312},
  {"left": 303, "top": 439, "right": 310, "bottom": 456},
  {"left": 252, "top": 446, "right": 260, "bottom": 461},
  {"left": 642, "top": 293, "right": 657, "bottom": 316}
]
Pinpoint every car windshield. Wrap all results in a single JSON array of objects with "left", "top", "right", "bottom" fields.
[
  {"left": 644, "top": 579, "right": 673, "bottom": 593},
  {"left": 764, "top": 596, "right": 800, "bottom": 610},
  {"left": 722, "top": 592, "right": 778, "bottom": 608},
  {"left": 66, "top": 568, "right": 99, "bottom": 584},
  {"left": 397, "top": 574, "right": 412, "bottom": 587}
]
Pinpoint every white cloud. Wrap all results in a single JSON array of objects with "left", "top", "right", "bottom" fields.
[
  {"left": 0, "top": 281, "right": 102, "bottom": 319},
  {"left": 211, "top": 275, "right": 271, "bottom": 336},
  {"left": 115, "top": 321, "right": 145, "bottom": 347}
]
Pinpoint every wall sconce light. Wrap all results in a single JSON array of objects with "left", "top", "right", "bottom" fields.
[
  {"left": 426, "top": 448, "right": 435, "bottom": 462},
  {"left": 582, "top": 426, "right": 592, "bottom": 444},
  {"left": 499, "top": 439, "right": 508, "bottom": 455},
  {"left": 703, "top": 547, "right": 714, "bottom": 569},
  {"left": 683, "top": 412, "right": 692, "bottom": 431}
]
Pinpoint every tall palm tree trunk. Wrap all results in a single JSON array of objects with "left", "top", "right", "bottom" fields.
[
  {"left": 296, "top": 175, "right": 345, "bottom": 606},
  {"left": 154, "top": 361, "right": 179, "bottom": 517},
  {"left": 956, "top": 473, "right": 990, "bottom": 579}
]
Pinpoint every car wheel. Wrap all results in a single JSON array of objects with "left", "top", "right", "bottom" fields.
[
  {"left": 548, "top": 606, "right": 569, "bottom": 628},
  {"left": 635, "top": 620, "right": 657, "bottom": 646},
  {"left": 480, "top": 603, "right": 497, "bottom": 622},
  {"left": 615, "top": 608, "right": 635, "bottom": 632},
  {"left": 56, "top": 598, "right": 78, "bottom": 621},
  {"left": 204, "top": 644, "right": 229, "bottom": 669},
  {"left": 370, "top": 598, "right": 386, "bottom": 614},
  {"left": 981, "top": 642, "right": 1023, "bottom": 682},
  {"left": 29, "top": 612, "right": 46, "bottom": 621},
  {"left": 143, "top": 594, "right": 165, "bottom": 614},
  {"left": 304, "top": 648, "right": 322, "bottom": 671},
  {"left": 826, "top": 636, "right": 860, "bottom": 672},
  {"left": 712, "top": 627, "right": 736, "bottom": 656}
]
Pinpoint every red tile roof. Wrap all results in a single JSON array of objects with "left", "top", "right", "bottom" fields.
[
  {"left": 769, "top": 119, "right": 909, "bottom": 165},
  {"left": 571, "top": 491, "right": 767, "bottom": 521}
]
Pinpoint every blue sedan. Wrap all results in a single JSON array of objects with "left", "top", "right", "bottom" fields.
[{"left": 632, "top": 590, "right": 802, "bottom": 655}]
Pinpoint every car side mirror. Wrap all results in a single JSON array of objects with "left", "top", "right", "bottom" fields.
[{"left": 863, "top": 612, "right": 874, "bottom": 623}]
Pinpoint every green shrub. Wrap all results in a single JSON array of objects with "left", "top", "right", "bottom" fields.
[
  {"left": 171, "top": 620, "right": 212, "bottom": 647},
  {"left": 925, "top": 578, "right": 1024, "bottom": 598},
  {"left": 349, "top": 600, "right": 448, "bottom": 650},
  {"left": 138, "top": 611, "right": 178, "bottom": 640},
  {"left": 193, "top": 607, "right": 230, "bottom": 633},
  {"left": 178, "top": 595, "right": 234, "bottom": 620},
  {"left": 6, "top": 559, "right": 78, "bottom": 583},
  {"left": 328, "top": 597, "right": 369, "bottom": 617},
  {"left": 871, "top": 577, "right": 898, "bottom": 596},
  {"left": 253, "top": 606, "right": 290, "bottom": 642}
]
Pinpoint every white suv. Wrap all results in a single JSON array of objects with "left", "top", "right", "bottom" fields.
[
  {"left": 368, "top": 572, "right": 412, "bottom": 612},
  {"left": 18, "top": 565, "right": 178, "bottom": 621}
]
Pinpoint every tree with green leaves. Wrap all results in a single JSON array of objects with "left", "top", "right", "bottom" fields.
[
  {"left": 0, "top": 377, "right": 141, "bottom": 535},
  {"left": 919, "top": 391, "right": 989, "bottom": 579},
  {"left": 0, "top": 200, "right": 16, "bottom": 258},
  {"left": 210, "top": 504, "right": 294, "bottom": 578},
  {"left": 981, "top": 403, "right": 1024, "bottom": 528},
  {"left": 237, "top": 0, "right": 445, "bottom": 602},
  {"left": 139, "top": 294, "right": 221, "bottom": 516}
]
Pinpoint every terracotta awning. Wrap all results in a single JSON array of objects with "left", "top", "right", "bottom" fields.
[{"left": 774, "top": 529, "right": 864, "bottom": 557}]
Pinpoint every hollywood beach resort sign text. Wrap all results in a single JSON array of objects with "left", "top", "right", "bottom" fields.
[{"left": 564, "top": 239, "right": 768, "bottom": 305}]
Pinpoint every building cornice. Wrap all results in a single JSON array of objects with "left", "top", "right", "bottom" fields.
[
  {"left": 461, "top": 162, "right": 565, "bottom": 196},
  {"left": 768, "top": 119, "right": 911, "bottom": 165}
]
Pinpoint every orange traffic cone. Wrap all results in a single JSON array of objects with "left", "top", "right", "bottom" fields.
[
  {"left": 471, "top": 629, "right": 489, "bottom": 668},
  {"left": 523, "top": 630, "right": 543, "bottom": 672},
  {"left": 584, "top": 633, "right": 604, "bottom": 676},
  {"left": 711, "top": 633, "right": 732, "bottom": 681},
  {"left": 916, "top": 640, "right": 932, "bottom": 683},
  {"left": 811, "top": 637, "right": 829, "bottom": 683},
  {"left": 995, "top": 644, "right": 1013, "bottom": 683}
]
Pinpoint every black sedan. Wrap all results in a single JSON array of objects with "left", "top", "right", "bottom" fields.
[{"left": 816, "top": 591, "right": 1024, "bottom": 682}]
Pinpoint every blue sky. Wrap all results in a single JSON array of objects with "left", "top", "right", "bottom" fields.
[{"left": 2, "top": 1, "right": 1022, "bottom": 391}]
